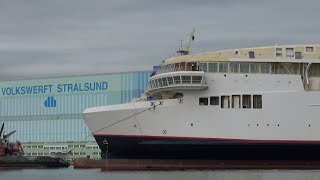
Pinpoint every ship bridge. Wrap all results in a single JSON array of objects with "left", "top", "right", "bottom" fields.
[{"left": 145, "top": 70, "right": 208, "bottom": 95}]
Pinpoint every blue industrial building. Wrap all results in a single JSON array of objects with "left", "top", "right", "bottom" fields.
[{"left": 0, "top": 71, "right": 151, "bottom": 142}]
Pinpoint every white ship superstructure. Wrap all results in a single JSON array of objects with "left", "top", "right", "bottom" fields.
[{"left": 83, "top": 33, "right": 320, "bottom": 159}]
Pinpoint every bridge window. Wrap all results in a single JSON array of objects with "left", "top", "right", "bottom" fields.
[
  {"left": 242, "top": 95, "right": 251, "bottom": 109},
  {"left": 173, "top": 76, "right": 181, "bottom": 84},
  {"left": 153, "top": 80, "right": 158, "bottom": 88},
  {"left": 157, "top": 79, "right": 163, "bottom": 87},
  {"left": 198, "top": 63, "right": 208, "bottom": 72},
  {"left": 162, "top": 78, "right": 168, "bottom": 86},
  {"left": 253, "top": 95, "right": 262, "bottom": 109},
  {"left": 199, "top": 97, "right": 208, "bottom": 106},
  {"left": 230, "top": 63, "right": 239, "bottom": 73},
  {"left": 295, "top": 52, "right": 302, "bottom": 59},
  {"left": 260, "top": 63, "right": 270, "bottom": 73},
  {"left": 250, "top": 63, "right": 259, "bottom": 73},
  {"left": 221, "top": 96, "right": 230, "bottom": 108},
  {"left": 276, "top": 48, "right": 282, "bottom": 57},
  {"left": 232, "top": 95, "right": 240, "bottom": 108},
  {"left": 208, "top": 63, "right": 218, "bottom": 72},
  {"left": 249, "top": 51, "right": 255, "bottom": 59},
  {"left": 182, "top": 76, "right": 191, "bottom": 84},
  {"left": 192, "top": 76, "right": 202, "bottom": 84},
  {"left": 210, "top": 96, "right": 219, "bottom": 105},
  {"left": 219, "top": 63, "right": 228, "bottom": 73},
  {"left": 240, "top": 63, "right": 249, "bottom": 73},
  {"left": 167, "top": 76, "right": 173, "bottom": 85},
  {"left": 286, "top": 48, "right": 294, "bottom": 58},
  {"left": 306, "top": 46, "right": 314, "bottom": 53}
]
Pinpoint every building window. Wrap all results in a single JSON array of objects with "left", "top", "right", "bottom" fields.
[
  {"left": 208, "top": 63, "right": 218, "bottom": 72},
  {"left": 242, "top": 95, "right": 251, "bottom": 109},
  {"left": 276, "top": 48, "right": 282, "bottom": 57},
  {"left": 286, "top": 48, "right": 294, "bottom": 58},
  {"left": 232, "top": 95, "right": 241, "bottom": 108},
  {"left": 250, "top": 63, "right": 259, "bottom": 73},
  {"left": 249, "top": 51, "right": 255, "bottom": 59},
  {"left": 210, "top": 96, "right": 219, "bottom": 105},
  {"left": 230, "top": 63, "right": 239, "bottom": 73},
  {"left": 306, "top": 46, "right": 314, "bottom": 53},
  {"left": 240, "top": 63, "right": 249, "bottom": 73},
  {"left": 221, "top": 96, "right": 230, "bottom": 108},
  {"left": 199, "top": 97, "right": 208, "bottom": 106},
  {"left": 219, "top": 63, "right": 228, "bottom": 73},
  {"left": 198, "top": 63, "right": 208, "bottom": 72},
  {"left": 253, "top": 95, "right": 262, "bottom": 109}
]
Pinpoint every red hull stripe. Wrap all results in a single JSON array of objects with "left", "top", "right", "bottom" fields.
[{"left": 93, "top": 134, "right": 320, "bottom": 143}]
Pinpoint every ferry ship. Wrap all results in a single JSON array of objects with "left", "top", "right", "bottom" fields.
[{"left": 83, "top": 30, "right": 320, "bottom": 160}]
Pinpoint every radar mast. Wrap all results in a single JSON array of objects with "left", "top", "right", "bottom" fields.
[{"left": 176, "top": 27, "right": 197, "bottom": 56}]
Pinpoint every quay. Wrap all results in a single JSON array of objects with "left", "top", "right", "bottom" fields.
[{"left": 73, "top": 158, "right": 320, "bottom": 170}]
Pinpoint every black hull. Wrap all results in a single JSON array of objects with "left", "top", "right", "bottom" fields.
[{"left": 94, "top": 135, "right": 320, "bottom": 160}]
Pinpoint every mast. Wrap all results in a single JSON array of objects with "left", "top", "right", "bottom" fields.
[{"left": 176, "top": 27, "right": 197, "bottom": 56}]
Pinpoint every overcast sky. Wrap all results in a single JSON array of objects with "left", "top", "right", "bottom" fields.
[{"left": 0, "top": 0, "right": 319, "bottom": 80}]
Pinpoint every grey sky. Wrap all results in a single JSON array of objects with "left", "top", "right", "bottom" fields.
[{"left": 0, "top": 0, "right": 319, "bottom": 80}]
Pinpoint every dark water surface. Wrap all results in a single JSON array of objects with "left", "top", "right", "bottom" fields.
[{"left": 1, "top": 167, "right": 320, "bottom": 180}]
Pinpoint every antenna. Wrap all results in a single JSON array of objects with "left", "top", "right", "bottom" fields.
[{"left": 176, "top": 27, "right": 198, "bottom": 56}]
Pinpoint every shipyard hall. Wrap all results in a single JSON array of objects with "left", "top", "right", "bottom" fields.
[{"left": 0, "top": 71, "right": 151, "bottom": 159}]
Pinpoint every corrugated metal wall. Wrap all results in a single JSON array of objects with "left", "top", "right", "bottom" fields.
[{"left": 0, "top": 71, "right": 151, "bottom": 142}]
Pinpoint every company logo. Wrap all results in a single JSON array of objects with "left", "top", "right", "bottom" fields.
[{"left": 44, "top": 96, "right": 57, "bottom": 108}]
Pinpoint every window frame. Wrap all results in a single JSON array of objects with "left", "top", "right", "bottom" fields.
[
  {"left": 210, "top": 96, "right": 219, "bottom": 106},
  {"left": 253, "top": 95, "right": 262, "bottom": 109},
  {"left": 199, "top": 97, "right": 209, "bottom": 106}
]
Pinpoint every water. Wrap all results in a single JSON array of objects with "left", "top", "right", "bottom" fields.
[{"left": 1, "top": 167, "right": 320, "bottom": 180}]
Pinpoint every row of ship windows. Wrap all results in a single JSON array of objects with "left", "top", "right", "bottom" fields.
[
  {"left": 198, "top": 62, "right": 270, "bottom": 73},
  {"left": 160, "top": 62, "right": 271, "bottom": 74},
  {"left": 199, "top": 95, "right": 262, "bottom": 109},
  {"left": 275, "top": 47, "right": 314, "bottom": 58},
  {"left": 149, "top": 75, "right": 203, "bottom": 88}
]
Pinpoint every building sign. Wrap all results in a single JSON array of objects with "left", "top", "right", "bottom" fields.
[
  {"left": 44, "top": 96, "right": 57, "bottom": 108},
  {"left": 1, "top": 81, "right": 108, "bottom": 96}
]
